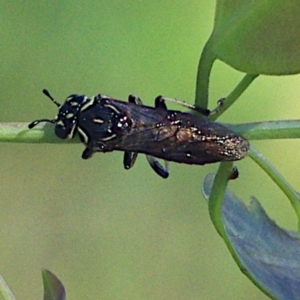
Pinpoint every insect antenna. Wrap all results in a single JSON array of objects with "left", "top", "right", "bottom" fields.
[
  {"left": 42, "top": 89, "right": 61, "bottom": 108},
  {"left": 28, "top": 118, "right": 56, "bottom": 128},
  {"left": 28, "top": 89, "right": 61, "bottom": 129}
]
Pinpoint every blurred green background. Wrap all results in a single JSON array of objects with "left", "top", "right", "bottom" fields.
[{"left": 1, "top": 1, "right": 300, "bottom": 299}]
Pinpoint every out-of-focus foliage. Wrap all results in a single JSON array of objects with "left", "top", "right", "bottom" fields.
[
  {"left": 212, "top": 0, "right": 300, "bottom": 74},
  {"left": 1, "top": 1, "right": 300, "bottom": 299}
]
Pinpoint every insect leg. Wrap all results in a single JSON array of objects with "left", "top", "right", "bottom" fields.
[
  {"left": 209, "top": 98, "right": 226, "bottom": 116},
  {"left": 130, "top": 96, "right": 169, "bottom": 178},
  {"left": 229, "top": 166, "right": 239, "bottom": 180},
  {"left": 146, "top": 155, "right": 169, "bottom": 179},
  {"left": 128, "top": 94, "right": 143, "bottom": 105},
  {"left": 123, "top": 151, "right": 138, "bottom": 169},
  {"left": 155, "top": 95, "right": 210, "bottom": 116},
  {"left": 122, "top": 94, "right": 142, "bottom": 171},
  {"left": 81, "top": 147, "right": 93, "bottom": 159},
  {"left": 154, "top": 95, "right": 168, "bottom": 109}
]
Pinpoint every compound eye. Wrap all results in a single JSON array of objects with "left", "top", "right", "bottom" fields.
[
  {"left": 55, "top": 118, "right": 77, "bottom": 139},
  {"left": 55, "top": 123, "right": 70, "bottom": 139},
  {"left": 55, "top": 103, "right": 79, "bottom": 139}
]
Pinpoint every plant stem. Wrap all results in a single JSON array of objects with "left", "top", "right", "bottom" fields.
[
  {"left": 228, "top": 119, "right": 300, "bottom": 140},
  {"left": 249, "top": 145, "right": 300, "bottom": 230},
  {"left": 195, "top": 34, "right": 258, "bottom": 117},
  {"left": 195, "top": 38, "right": 216, "bottom": 109},
  {"left": 0, "top": 123, "right": 79, "bottom": 144},
  {"left": 1, "top": 119, "right": 300, "bottom": 144},
  {"left": 208, "top": 162, "right": 233, "bottom": 238},
  {"left": 210, "top": 73, "right": 259, "bottom": 121}
]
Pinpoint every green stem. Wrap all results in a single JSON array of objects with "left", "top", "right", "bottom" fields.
[
  {"left": 210, "top": 73, "right": 259, "bottom": 121},
  {"left": 195, "top": 35, "right": 258, "bottom": 117},
  {"left": 195, "top": 38, "right": 216, "bottom": 108},
  {"left": 0, "top": 274, "right": 16, "bottom": 300},
  {"left": 229, "top": 119, "right": 300, "bottom": 140},
  {"left": 1, "top": 119, "right": 300, "bottom": 144},
  {"left": 207, "top": 163, "right": 258, "bottom": 272},
  {"left": 208, "top": 162, "right": 233, "bottom": 238},
  {"left": 0, "top": 123, "right": 79, "bottom": 144},
  {"left": 248, "top": 145, "right": 300, "bottom": 230}
]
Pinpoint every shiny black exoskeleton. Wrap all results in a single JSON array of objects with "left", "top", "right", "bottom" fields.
[{"left": 28, "top": 89, "right": 249, "bottom": 178}]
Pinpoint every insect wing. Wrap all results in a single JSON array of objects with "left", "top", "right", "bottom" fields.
[{"left": 154, "top": 118, "right": 249, "bottom": 164}]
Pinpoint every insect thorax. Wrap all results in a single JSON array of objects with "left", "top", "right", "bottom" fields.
[{"left": 75, "top": 95, "right": 133, "bottom": 146}]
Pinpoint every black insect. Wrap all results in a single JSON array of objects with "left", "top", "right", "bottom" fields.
[{"left": 28, "top": 89, "right": 249, "bottom": 178}]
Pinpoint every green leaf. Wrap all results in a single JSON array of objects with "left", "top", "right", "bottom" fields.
[
  {"left": 211, "top": 0, "right": 300, "bottom": 74},
  {"left": 0, "top": 274, "right": 16, "bottom": 300},
  {"left": 42, "top": 269, "right": 66, "bottom": 300},
  {"left": 203, "top": 174, "right": 300, "bottom": 300}
]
